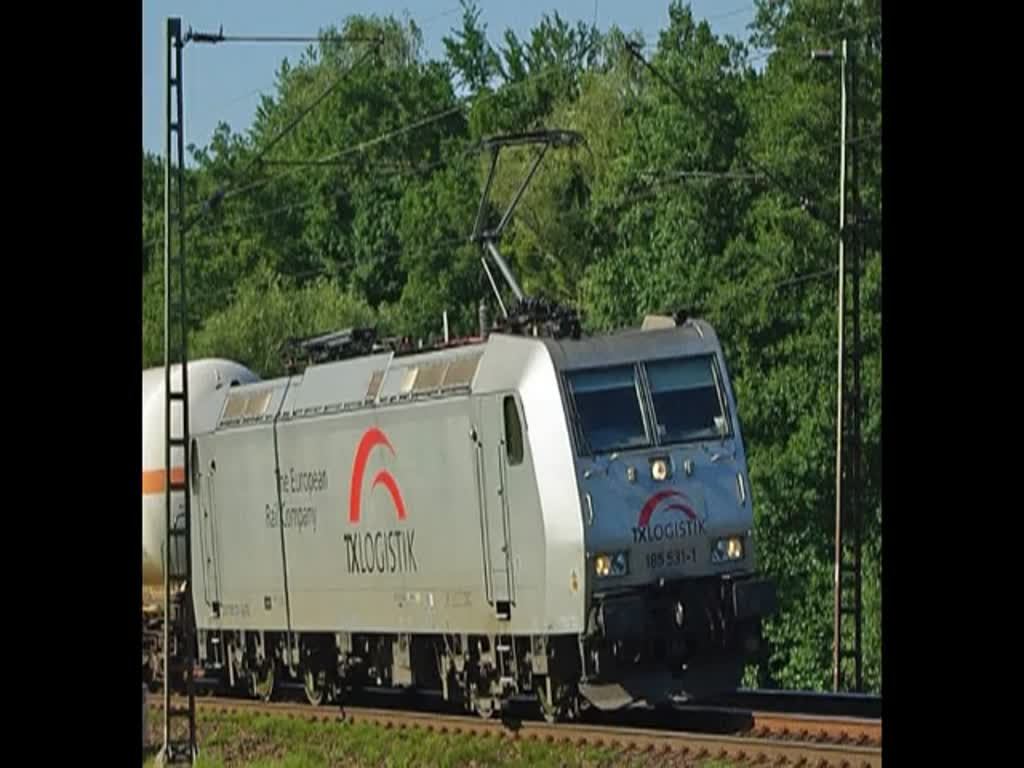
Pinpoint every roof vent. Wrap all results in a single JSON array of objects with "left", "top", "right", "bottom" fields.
[{"left": 641, "top": 314, "right": 677, "bottom": 330}]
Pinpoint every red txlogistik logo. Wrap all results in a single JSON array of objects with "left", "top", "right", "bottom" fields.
[
  {"left": 632, "top": 488, "right": 708, "bottom": 544},
  {"left": 637, "top": 489, "right": 701, "bottom": 528},
  {"left": 349, "top": 427, "right": 407, "bottom": 524}
]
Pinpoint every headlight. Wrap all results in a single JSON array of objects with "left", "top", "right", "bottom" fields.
[
  {"left": 711, "top": 536, "right": 745, "bottom": 563},
  {"left": 594, "top": 551, "right": 629, "bottom": 577},
  {"left": 650, "top": 457, "right": 670, "bottom": 481}
]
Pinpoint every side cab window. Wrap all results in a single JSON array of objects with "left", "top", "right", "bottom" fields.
[{"left": 503, "top": 395, "right": 524, "bottom": 466}]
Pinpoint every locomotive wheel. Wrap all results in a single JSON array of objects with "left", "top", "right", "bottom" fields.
[
  {"left": 304, "top": 668, "right": 329, "bottom": 707},
  {"left": 538, "top": 678, "right": 580, "bottom": 723},
  {"left": 473, "top": 696, "right": 495, "bottom": 719},
  {"left": 250, "top": 662, "right": 275, "bottom": 702},
  {"left": 470, "top": 684, "right": 496, "bottom": 719},
  {"left": 537, "top": 690, "right": 559, "bottom": 723}
]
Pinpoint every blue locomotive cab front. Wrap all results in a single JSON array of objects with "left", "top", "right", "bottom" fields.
[{"left": 562, "top": 321, "right": 778, "bottom": 709}]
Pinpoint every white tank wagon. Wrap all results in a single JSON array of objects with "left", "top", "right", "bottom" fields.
[
  {"left": 142, "top": 359, "right": 261, "bottom": 590},
  {"left": 178, "top": 317, "right": 777, "bottom": 719}
]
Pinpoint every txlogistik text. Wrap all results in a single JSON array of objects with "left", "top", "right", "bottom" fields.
[{"left": 344, "top": 530, "right": 418, "bottom": 575}]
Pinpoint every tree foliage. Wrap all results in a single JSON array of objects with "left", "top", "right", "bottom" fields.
[{"left": 142, "top": 0, "right": 882, "bottom": 693}]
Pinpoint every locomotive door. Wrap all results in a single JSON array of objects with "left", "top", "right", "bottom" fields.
[
  {"left": 474, "top": 394, "right": 516, "bottom": 615},
  {"left": 196, "top": 445, "right": 221, "bottom": 610}
]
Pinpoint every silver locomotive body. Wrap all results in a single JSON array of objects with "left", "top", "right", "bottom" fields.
[{"left": 185, "top": 318, "right": 775, "bottom": 716}]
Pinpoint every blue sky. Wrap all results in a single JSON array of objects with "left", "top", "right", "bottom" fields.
[{"left": 141, "top": 1, "right": 758, "bottom": 157}]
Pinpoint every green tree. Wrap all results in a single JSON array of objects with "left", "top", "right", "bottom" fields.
[
  {"left": 191, "top": 266, "right": 377, "bottom": 378},
  {"left": 715, "top": 0, "right": 882, "bottom": 690},
  {"left": 443, "top": 0, "right": 501, "bottom": 94}
]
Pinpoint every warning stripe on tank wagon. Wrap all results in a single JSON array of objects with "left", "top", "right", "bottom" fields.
[{"left": 141, "top": 467, "right": 185, "bottom": 496}]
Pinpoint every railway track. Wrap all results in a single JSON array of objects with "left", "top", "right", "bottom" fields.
[{"left": 146, "top": 691, "right": 882, "bottom": 767}]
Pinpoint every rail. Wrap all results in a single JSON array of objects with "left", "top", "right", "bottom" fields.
[{"left": 145, "top": 692, "right": 882, "bottom": 767}]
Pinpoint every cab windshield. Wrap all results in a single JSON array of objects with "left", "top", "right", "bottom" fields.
[
  {"left": 565, "top": 354, "right": 731, "bottom": 455},
  {"left": 646, "top": 355, "right": 730, "bottom": 444},
  {"left": 566, "top": 365, "right": 649, "bottom": 454}
]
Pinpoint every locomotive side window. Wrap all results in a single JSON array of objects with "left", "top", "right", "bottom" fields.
[
  {"left": 503, "top": 395, "right": 524, "bottom": 466},
  {"left": 567, "top": 365, "right": 649, "bottom": 454},
  {"left": 190, "top": 439, "right": 200, "bottom": 486},
  {"left": 645, "top": 355, "right": 731, "bottom": 444}
]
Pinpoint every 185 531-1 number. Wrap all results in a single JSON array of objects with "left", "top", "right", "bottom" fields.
[{"left": 645, "top": 547, "right": 697, "bottom": 571}]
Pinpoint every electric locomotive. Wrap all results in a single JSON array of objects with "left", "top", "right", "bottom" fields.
[{"left": 169, "top": 312, "right": 775, "bottom": 720}]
